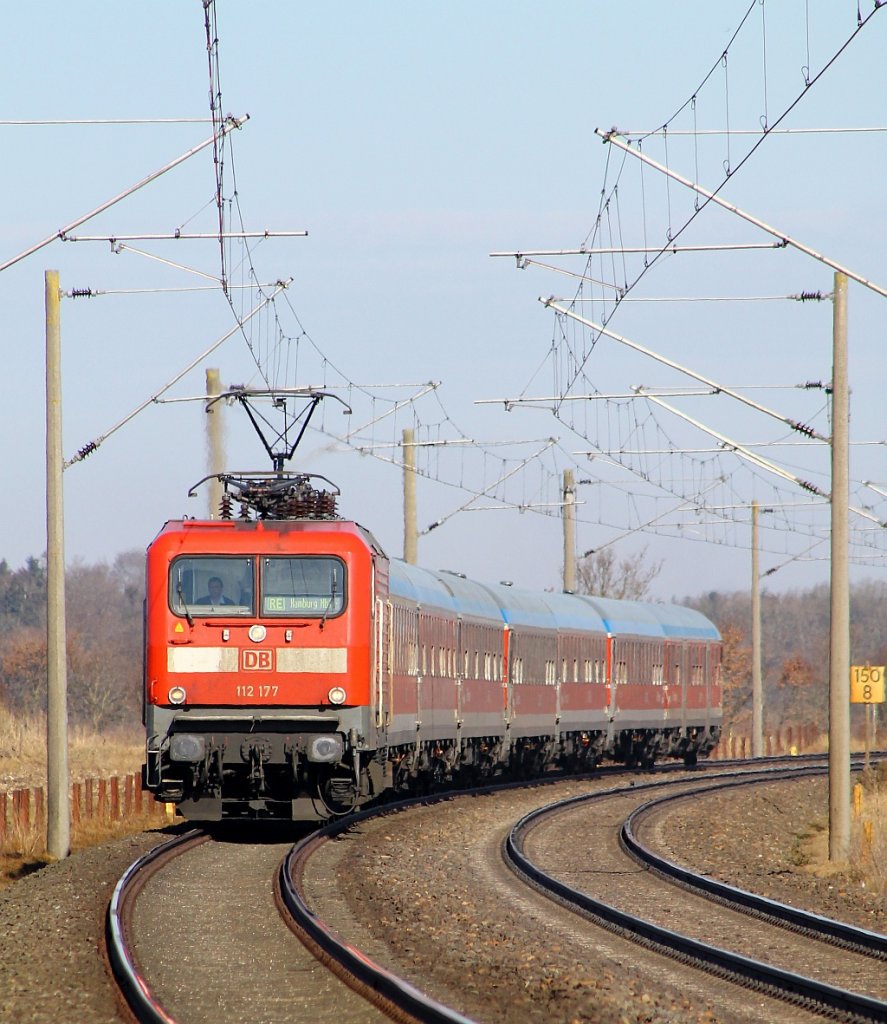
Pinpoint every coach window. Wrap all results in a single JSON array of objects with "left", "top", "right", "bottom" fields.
[
  {"left": 260, "top": 556, "right": 346, "bottom": 617},
  {"left": 170, "top": 556, "right": 254, "bottom": 617}
]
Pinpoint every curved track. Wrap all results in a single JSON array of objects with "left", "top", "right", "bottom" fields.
[
  {"left": 504, "top": 766, "right": 887, "bottom": 1023},
  {"left": 106, "top": 828, "right": 209, "bottom": 1023},
  {"left": 105, "top": 825, "right": 399, "bottom": 1024},
  {"left": 277, "top": 802, "right": 477, "bottom": 1024},
  {"left": 107, "top": 770, "right": 610, "bottom": 1019},
  {"left": 106, "top": 760, "right": 885, "bottom": 1024},
  {"left": 622, "top": 778, "right": 887, "bottom": 959}
]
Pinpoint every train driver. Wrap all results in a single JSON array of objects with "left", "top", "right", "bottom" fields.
[{"left": 196, "top": 576, "right": 234, "bottom": 607}]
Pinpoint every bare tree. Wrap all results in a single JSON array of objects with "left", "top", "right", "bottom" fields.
[
  {"left": 719, "top": 623, "right": 752, "bottom": 727},
  {"left": 0, "top": 627, "right": 47, "bottom": 715},
  {"left": 575, "top": 546, "right": 662, "bottom": 600}
]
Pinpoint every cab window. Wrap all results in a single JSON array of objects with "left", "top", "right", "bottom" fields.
[
  {"left": 170, "top": 557, "right": 254, "bottom": 616},
  {"left": 261, "top": 557, "right": 346, "bottom": 617}
]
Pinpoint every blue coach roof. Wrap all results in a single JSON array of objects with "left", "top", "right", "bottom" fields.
[
  {"left": 389, "top": 561, "right": 719, "bottom": 642},
  {"left": 646, "top": 603, "right": 721, "bottom": 640},
  {"left": 578, "top": 596, "right": 720, "bottom": 640},
  {"left": 431, "top": 569, "right": 507, "bottom": 621},
  {"left": 389, "top": 561, "right": 458, "bottom": 613},
  {"left": 578, "top": 596, "right": 666, "bottom": 638},
  {"left": 539, "top": 592, "right": 609, "bottom": 633},
  {"left": 472, "top": 584, "right": 609, "bottom": 635},
  {"left": 478, "top": 582, "right": 558, "bottom": 629}
]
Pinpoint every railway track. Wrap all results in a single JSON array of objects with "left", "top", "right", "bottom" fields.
[
  {"left": 622, "top": 777, "right": 887, "bottom": 960},
  {"left": 105, "top": 824, "right": 398, "bottom": 1024},
  {"left": 105, "top": 760, "right": 885, "bottom": 1024},
  {"left": 505, "top": 765, "right": 887, "bottom": 1023}
]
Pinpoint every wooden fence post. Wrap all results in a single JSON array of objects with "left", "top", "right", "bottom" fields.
[
  {"left": 33, "top": 787, "right": 45, "bottom": 832},
  {"left": 71, "top": 782, "right": 81, "bottom": 827},
  {"left": 110, "top": 777, "right": 120, "bottom": 820},
  {"left": 14, "top": 789, "right": 30, "bottom": 832}
]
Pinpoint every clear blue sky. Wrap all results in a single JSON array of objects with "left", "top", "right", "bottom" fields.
[{"left": 2, "top": 2, "right": 885, "bottom": 598}]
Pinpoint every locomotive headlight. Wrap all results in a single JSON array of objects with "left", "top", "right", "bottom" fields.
[
  {"left": 307, "top": 734, "right": 344, "bottom": 763},
  {"left": 327, "top": 686, "right": 347, "bottom": 705},
  {"left": 170, "top": 734, "right": 205, "bottom": 762},
  {"left": 168, "top": 686, "right": 187, "bottom": 706}
]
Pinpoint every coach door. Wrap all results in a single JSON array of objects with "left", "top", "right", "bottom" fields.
[
  {"left": 605, "top": 634, "right": 616, "bottom": 718},
  {"left": 708, "top": 640, "right": 722, "bottom": 723},
  {"left": 504, "top": 625, "right": 515, "bottom": 724},
  {"left": 665, "top": 640, "right": 687, "bottom": 730},
  {"left": 373, "top": 597, "right": 390, "bottom": 731}
]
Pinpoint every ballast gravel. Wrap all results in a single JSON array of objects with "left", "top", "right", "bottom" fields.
[
  {"left": 0, "top": 773, "right": 883, "bottom": 1024},
  {"left": 0, "top": 830, "right": 167, "bottom": 1024}
]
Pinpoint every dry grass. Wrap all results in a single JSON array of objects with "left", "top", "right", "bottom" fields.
[
  {"left": 849, "top": 766, "right": 887, "bottom": 899},
  {"left": 0, "top": 707, "right": 143, "bottom": 790},
  {"left": 0, "top": 806, "right": 170, "bottom": 890},
  {"left": 0, "top": 708, "right": 162, "bottom": 889},
  {"left": 798, "top": 764, "right": 887, "bottom": 902}
]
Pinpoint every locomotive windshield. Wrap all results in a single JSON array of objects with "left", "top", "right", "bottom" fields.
[
  {"left": 170, "top": 557, "right": 255, "bottom": 616},
  {"left": 261, "top": 556, "right": 346, "bottom": 617},
  {"left": 168, "top": 554, "right": 346, "bottom": 619}
]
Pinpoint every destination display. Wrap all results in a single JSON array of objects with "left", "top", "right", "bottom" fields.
[{"left": 263, "top": 594, "right": 343, "bottom": 614}]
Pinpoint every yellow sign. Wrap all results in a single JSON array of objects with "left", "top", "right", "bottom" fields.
[{"left": 850, "top": 665, "right": 885, "bottom": 704}]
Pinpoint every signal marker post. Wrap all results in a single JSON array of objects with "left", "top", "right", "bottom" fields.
[{"left": 850, "top": 665, "right": 884, "bottom": 774}]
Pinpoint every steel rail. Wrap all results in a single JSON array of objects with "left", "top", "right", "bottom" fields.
[
  {"left": 504, "top": 767, "right": 887, "bottom": 1023},
  {"left": 105, "top": 829, "right": 209, "bottom": 1024},
  {"left": 621, "top": 776, "right": 887, "bottom": 960},
  {"left": 278, "top": 793, "right": 490, "bottom": 1024}
]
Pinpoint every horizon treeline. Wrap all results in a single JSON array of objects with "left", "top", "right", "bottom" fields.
[
  {"left": 1, "top": 552, "right": 885, "bottom": 736},
  {"left": 0, "top": 552, "right": 143, "bottom": 730},
  {"left": 684, "top": 580, "right": 887, "bottom": 735}
]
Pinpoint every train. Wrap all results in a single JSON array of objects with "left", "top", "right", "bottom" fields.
[{"left": 141, "top": 469, "right": 722, "bottom": 822}]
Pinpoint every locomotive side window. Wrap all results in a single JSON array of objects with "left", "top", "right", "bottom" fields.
[
  {"left": 170, "top": 557, "right": 255, "bottom": 616},
  {"left": 261, "top": 557, "right": 346, "bottom": 617}
]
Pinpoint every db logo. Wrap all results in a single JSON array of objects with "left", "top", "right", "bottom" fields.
[{"left": 242, "top": 649, "right": 273, "bottom": 671}]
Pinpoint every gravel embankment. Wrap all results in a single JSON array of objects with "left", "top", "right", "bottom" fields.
[
  {"left": 0, "top": 830, "right": 168, "bottom": 1024},
  {"left": 314, "top": 777, "right": 841, "bottom": 1024},
  {"left": 0, "top": 773, "right": 883, "bottom": 1024},
  {"left": 651, "top": 774, "right": 885, "bottom": 932}
]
